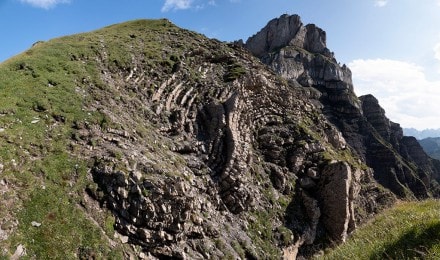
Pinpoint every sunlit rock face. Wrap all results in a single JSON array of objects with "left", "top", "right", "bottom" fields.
[{"left": 246, "top": 14, "right": 440, "bottom": 202}]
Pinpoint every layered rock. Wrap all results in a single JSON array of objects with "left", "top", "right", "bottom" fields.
[
  {"left": 64, "top": 19, "right": 395, "bottom": 258},
  {"left": 246, "top": 14, "right": 331, "bottom": 59},
  {"left": 319, "top": 162, "right": 357, "bottom": 243},
  {"left": 245, "top": 14, "right": 440, "bottom": 201},
  {"left": 359, "top": 95, "right": 440, "bottom": 197},
  {"left": 0, "top": 16, "right": 422, "bottom": 259}
]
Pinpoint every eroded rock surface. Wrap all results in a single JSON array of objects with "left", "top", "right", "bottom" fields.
[
  {"left": 246, "top": 14, "right": 440, "bottom": 203},
  {"left": 2, "top": 15, "right": 432, "bottom": 259},
  {"left": 64, "top": 18, "right": 396, "bottom": 258}
]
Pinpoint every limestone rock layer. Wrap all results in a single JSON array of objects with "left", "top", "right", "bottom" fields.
[{"left": 245, "top": 14, "right": 440, "bottom": 202}]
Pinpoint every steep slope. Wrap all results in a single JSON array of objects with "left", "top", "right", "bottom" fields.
[
  {"left": 419, "top": 137, "right": 440, "bottom": 160},
  {"left": 245, "top": 14, "right": 440, "bottom": 200},
  {"left": 322, "top": 200, "right": 440, "bottom": 259},
  {"left": 0, "top": 19, "right": 394, "bottom": 259}
]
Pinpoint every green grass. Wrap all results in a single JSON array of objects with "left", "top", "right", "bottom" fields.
[
  {"left": 0, "top": 19, "right": 177, "bottom": 258},
  {"left": 321, "top": 200, "right": 440, "bottom": 259},
  {"left": 12, "top": 186, "right": 123, "bottom": 259},
  {"left": 224, "top": 62, "right": 246, "bottom": 82},
  {"left": 246, "top": 191, "right": 294, "bottom": 259},
  {"left": 0, "top": 17, "right": 219, "bottom": 257}
]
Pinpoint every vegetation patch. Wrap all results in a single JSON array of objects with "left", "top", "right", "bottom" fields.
[
  {"left": 321, "top": 200, "right": 440, "bottom": 259},
  {"left": 11, "top": 186, "right": 123, "bottom": 259},
  {"left": 0, "top": 17, "right": 141, "bottom": 257},
  {"left": 224, "top": 62, "right": 246, "bottom": 82}
]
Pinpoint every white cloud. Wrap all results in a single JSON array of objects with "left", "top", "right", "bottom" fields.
[
  {"left": 349, "top": 59, "right": 440, "bottom": 130},
  {"left": 435, "top": 42, "right": 440, "bottom": 61},
  {"left": 374, "top": 0, "right": 388, "bottom": 7},
  {"left": 19, "top": 0, "right": 70, "bottom": 9},
  {"left": 161, "top": 0, "right": 224, "bottom": 12},
  {"left": 161, "top": 0, "right": 193, "bottom": 12}
]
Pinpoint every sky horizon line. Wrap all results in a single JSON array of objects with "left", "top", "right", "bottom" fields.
[{"left": 1, "top": 0, "right": 439, "bottom": 131}]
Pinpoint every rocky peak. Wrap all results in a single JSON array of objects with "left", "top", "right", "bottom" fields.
[
  {"left": 245, "top": 14, "right": 440, "bottom": 202},
  {"left": 245, "top": 14, "right": 331, "bottom": 58}
]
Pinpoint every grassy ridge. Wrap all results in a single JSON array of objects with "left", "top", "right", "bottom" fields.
[
  {"left": 0, "top": 18, "right": 227, "bottom": 257},
  {"left": 0, "top": 19, "right": 175, "bottom": 258},
  {"left": 321, "top": 200, "right": 440, "bottom": 259}
]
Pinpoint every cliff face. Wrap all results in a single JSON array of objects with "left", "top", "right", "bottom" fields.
[
  {"left": 419, "top": 137, "right": 440, "bottom": 160},
  {"left": 245, "top": 14, "right": 440, "bottom": 200}
]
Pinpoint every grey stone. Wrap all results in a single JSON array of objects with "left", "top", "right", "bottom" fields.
[
  {"left": 319, "top": 162, "right": 352, "bottom": 242},
  {"left": 31, "top": 221, "right": 41, "bottom": 227},
  {"left": 307, "top": 167, "right": 320, "bottom": 180},
  {"left": 300, "top": 177, "right": 316, "bottom": 189}
]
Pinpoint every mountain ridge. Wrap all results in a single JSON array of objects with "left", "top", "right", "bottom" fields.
[
  {"left": 0, "top": 16, "right": 438, "bottom": 259},
  {"left": 244, "top": 14, "right": 440, "bottom": 200},
  {"left": 419, "top": 137, "right": 440, "bottom": 160},
  {"left": 404, "top": 128, "right": 440, "bottom": 139}
]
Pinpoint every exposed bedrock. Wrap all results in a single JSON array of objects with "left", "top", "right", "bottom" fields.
[{"left": 246, "top": 14, "right": 440, "bottom": 202}]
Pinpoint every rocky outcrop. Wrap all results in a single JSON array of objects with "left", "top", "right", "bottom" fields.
[
  {"left": 246, "top": 14, "right": 440, "bottom": 202},
  {"left": 66, "top": 19, "right": 395, "bottom": 258},
  {"left": 401, "top": 137, "right": 440, "bottom": 183},
  {"left": 360, "top": 95, "right": 440, "bottom": 198},
  {"left": 246, "top": 14, "right": 331, "bottom": 59},
  {"left": 319, "top": 162, "right": 357, "bottom": 243}
]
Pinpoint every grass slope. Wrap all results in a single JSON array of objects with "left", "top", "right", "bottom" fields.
[
  {"left": 0, "top": 19, "right": 178, "bottom": 258},
  {"left": 321, "top": 200, "right": 440, "bottom": 259}
]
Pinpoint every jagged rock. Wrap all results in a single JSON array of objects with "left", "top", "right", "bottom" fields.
[
  {"left": 306, "top": 167, "right": 320, "bottom": 180},
  {"left": 246, "top": 14, "right": 331, "bottom": 58},
  {"left": 299, "top": 191, "right": 320, "bottom": 245},
  {"left": 83, "top": 23, "right": 377, "bottom": 255},
  {"left": 11, "top": 244, "right": 26, "bottom": 260},
  {"left": 325, "top": 126, "right": 347, "bottom": 149},
  {"left": 359, "top": 95, "right": 440, "bottom": 198},
  {"left": 246, "top": 14, "right": 303, "bottom": 58},
  {"left": 247, "top": 14, "right": 440, "bottom": 202},
  {"left": 319, "top": 162, "right": 354, "bottom": 242}
]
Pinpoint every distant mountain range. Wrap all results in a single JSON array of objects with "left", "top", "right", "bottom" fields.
[
  {"left": 403, "top": 128, "right": 440, "bottom": 139},
  {"left": 418, "top": 137, "right": 440, "bottom": 160}
]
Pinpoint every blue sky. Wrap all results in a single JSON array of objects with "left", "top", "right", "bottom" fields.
[{"left": 1, "top": 0, "right": 440, "bottom": 130}]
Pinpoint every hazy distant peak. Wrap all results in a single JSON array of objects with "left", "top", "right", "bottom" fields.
[{"left": 403, "top": 128, "right": 440, "bottom": 139}]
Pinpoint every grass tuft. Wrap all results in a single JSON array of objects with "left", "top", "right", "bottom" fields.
[{"left": 321, "top": 200, "right": 440, "bottom": 259}]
